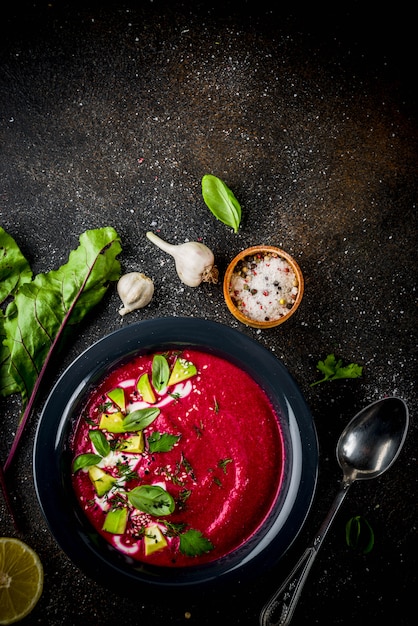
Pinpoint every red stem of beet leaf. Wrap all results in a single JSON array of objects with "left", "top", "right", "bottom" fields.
[{"left": 1, "top": 263, "right": 99, "bottom": 530}]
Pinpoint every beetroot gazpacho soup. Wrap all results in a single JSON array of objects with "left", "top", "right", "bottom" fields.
[{"left": 70, "top": 349, "right": 285, "bottom": 567}]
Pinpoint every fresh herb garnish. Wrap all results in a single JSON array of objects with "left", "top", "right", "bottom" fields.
[
  {"left": 89, "top": 429, "right": 110, "bottom": 458},
  {"left": 115, "top": 460, "right": 139, "bottom": 481},
  {"left": 178, "top": 489, "right": 192, "bottom": 505},
  {"left": 128, "top": 484, "right": 175, "bottom": 516},
  {"left": 213, "top": 396, "right": 219, "bottom": 413},
  {"left": 122, "top": 407, "right": 160, "bottom": 431},
  {"left": 310, "top": 354, "right": 363, "bottom": 386},
  {"left": 152, "top": 354, "right": 170, "bottom": 391},
  {"left": 72, "top": 429, "right": 112, "bottom": 472},
  {"left": 218, "top": 458, "right": 233, "bottom": 473},
  {"left": 345, "top": 515, "right": 374, "bottom": 554},
  {"left": 179, "top": 529, "right": 214, "bottom": 557},
  {"left": 159, "top": 520, "right": 187, "bottom": 536},
  {"left": 72, "top": 453, "right": 103, "bottom": 473},
  {"left": 201, "top": 174, "right": 241, "bottom": 233},
  {"left": 148, "top": 431, "right": 181, "bottom": 453},
  {"left": 180, "top": 453, "right": 196, "bottom": 480}
]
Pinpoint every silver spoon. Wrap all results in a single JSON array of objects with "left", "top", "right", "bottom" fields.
[{"left": 260, "top": 396, "right": 409, "bottom": 626}]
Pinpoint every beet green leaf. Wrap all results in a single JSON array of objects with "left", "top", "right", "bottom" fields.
[{"left": 0, "top": 226, "right": 122, "bottom": 471}]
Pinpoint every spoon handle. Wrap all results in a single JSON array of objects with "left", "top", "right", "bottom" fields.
[{"left": 260, "top": 481, "right": 351, "bottom": 626}]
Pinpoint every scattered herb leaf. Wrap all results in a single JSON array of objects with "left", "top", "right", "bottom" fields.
[
  {"left": 89, "top": 429, "right": 110, "bottom": 458},
  {"left": 201, "top": 174, "right": 241, "bottom": 233},
  {"left": 152, "top": 354, "right": 170, "bottom": 392},
  {"left": 122, "top": 407, "right": 160, "bottom": 431},
  {"left": 115, "top": 461, "right": 139, "bottom": 481},
  {"left": 160, "top": 520, "right": 187, "bottom": 536},
  {"left": 310, "top": 354, "right": 363, "bottom": 386},
  {"left": 179, "top": 528, "right": 214, "bottom": 557},
  {"left": 128, "top": 484, "right": 175, "bottom": 516},
  {"left": 148, "top": 431, "right": 181, "bottom": 452},
  {"left": 72, "top": 453, "right": 102, "bottom": 473},
  {"left": 218, "top": 458, "right": 233, "bottom": 473},
  {"left": 345, "top": 515, "right": 374, "bottom": 554}
]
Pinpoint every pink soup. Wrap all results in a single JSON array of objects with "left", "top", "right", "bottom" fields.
[{"left": 70, "top": 349, "right": 285, "bottom": 567}]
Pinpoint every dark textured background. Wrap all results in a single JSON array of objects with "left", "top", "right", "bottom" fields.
[{"left": 1, "top": 1, "right": 416, "bottom": 624}]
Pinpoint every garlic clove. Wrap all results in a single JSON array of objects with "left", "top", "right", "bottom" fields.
[
  {"left": 146, "top": 231, "right": 218, "bottom": 287},
  {"left": 117, "top": 272, "right": 154, "bottom": 316}
]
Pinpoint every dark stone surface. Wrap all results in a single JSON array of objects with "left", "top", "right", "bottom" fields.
[{"left": 1, "top": 1, "right": 416, "bottom": 624}]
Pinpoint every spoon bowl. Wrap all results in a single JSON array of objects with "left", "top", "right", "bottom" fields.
[
  {"left": 337, "top": 397, "right": 409, "bottom": 482},
  {"left": 260, "top": 396, "right": 409, "bottom": 626}
]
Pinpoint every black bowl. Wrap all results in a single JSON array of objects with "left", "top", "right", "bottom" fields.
[{"left": 33, "top": 317, "right": 318, "bottom": 594}]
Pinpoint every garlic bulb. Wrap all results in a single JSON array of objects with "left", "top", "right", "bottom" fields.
[
  {"left": 117, "top": 272, "right": 154, "bottom": 316},
  {"left": 146, "top": 231, "right": 218, "bottom": 287}
]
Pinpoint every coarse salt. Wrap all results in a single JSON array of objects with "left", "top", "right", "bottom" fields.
[{"left": 229, "top": 253, "right": 298, "bottom": 322}]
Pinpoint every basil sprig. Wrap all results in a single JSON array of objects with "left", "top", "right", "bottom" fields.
[
  {"left": 345, "top": 515, "right": 374, "bottom": 554},
  {"left": 122, "top": 407, "right": 160, "bottom": 431},
  {"left": 89, "top": 429, "right": 110, "bottom": 457},
  {"left": 152, "top": 354, "right": 170, "bottom": 391},
  {"left": 201, "top": 174, "right": 241, "bottom": 233},
  {"left": 72, "top": 430, "right": 110, "bottom": 472},
  {"left": 128, "top": 484, "right": 175, "bottom": 516}
]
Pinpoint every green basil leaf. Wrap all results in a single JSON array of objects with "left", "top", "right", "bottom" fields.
[
  {"left": 152, "top": 354, "right": 170, "bottom": 392},
  {"left": 127, "top": 484, "right": 175, "bottom": 516},
  {"left": 345, "top": 515, "right": 375, "bottom": 554},
  {"left": 122, "top": 407, "right": 160, "bottom": 431},
  {"left": 89, "top": 429, "right": 110, "bottom": 457},
  {"left": 201, "top": 174, "right": 241, "bottom": 233},
  {"left": 179, "top": 528, "right": 214, "bottom": 556},
  {"left": 72, "top": 453, "right": 102, "bottom": 473}
]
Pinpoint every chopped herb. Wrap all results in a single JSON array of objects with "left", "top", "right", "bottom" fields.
[
  {"left": 178, "top": 488, "right": 192, "bottom": 504},
  {"left": 310, "top": 354, "right": 363, "bottom": 386},
  {"left": 218, "top": 458, "right": 233, "bottom": 474},
  {"left": 115, "top": 461, "right": 138, "bottom": 481},
  {"left": 179, "top": 529, "right": 214, "bottom": 557},
  {"left": 97, "top": 401, "right": 113, "bottom": 413},
  {"left": 181, "top": 453, "right": 196, "bottom": 480},
  {"left": 148, "top": 431, "right": 181, "bottom": 453},
  {"left": 213, "top": 396, "right": 219, "bottom": 413},
  {"left": 160, "top": 520, "right": 187, "bottom": 536},
  {"left": 213, "top": 476, "right": 222, "bottom": 487},
  {"left": 193, "top": 424, "right": 203, "bottom": 438}
]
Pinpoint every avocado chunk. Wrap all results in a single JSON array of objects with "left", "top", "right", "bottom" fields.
[
  {"left": 88, "top": 466, "right": 117, "bottom": 497},
  {"left": 144, "top": 524, "right": 168, "bottom": 555},
  {"left": 99, "top": 411, "right": 125, "bottom": 433},
  {"left": 106, "top": 387, "right": 126, "bottom": 411},
  {"left": 102, "top": 507, "right": 128, "bottom": 534},
  {"left": 167, "top": 358, "right": 197, "bottom": 386},
  {"left": 118, "top": 434, "right": 144, "bottom": 453},
  {"left": 136, "top": 372, "right": 156, "bottom": 404}
]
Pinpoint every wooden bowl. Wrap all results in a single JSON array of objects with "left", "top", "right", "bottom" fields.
[{"left": 223, "top": 245, "right": 304, "bottom": 329}]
